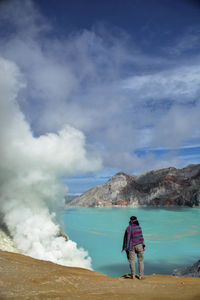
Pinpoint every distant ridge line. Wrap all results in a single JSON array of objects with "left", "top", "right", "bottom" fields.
[{"left": 67, "top": 164, "right": 200, "bottom": 207}]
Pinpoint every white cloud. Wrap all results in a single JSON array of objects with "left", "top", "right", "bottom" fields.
[
  {"left": 0, "top": 0, "right": 200, "bottom": 174},
  {"left": 165, "top": 26, "right": 200, "bottom": 56},
  {"left": 123, "top": 65, "right": 200, "bottom": 103},
  {"left": 152, "top": 102, "right": 200, "bottom": 148}
]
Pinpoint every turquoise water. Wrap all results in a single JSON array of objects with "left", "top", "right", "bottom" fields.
[{"left": 60, "top": 207, "right": 200, "bottom": 277}]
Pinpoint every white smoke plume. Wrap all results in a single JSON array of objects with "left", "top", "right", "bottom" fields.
[{"left": 0, "top": 57, "right": 101, "bottom": 268}]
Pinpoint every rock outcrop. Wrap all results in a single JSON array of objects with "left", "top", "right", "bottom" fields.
[
  {"left": 64, "top": 194, "right": 79, "bottom": 205},
  {"left": 0, "top": 228, "right": 19, "bottom": 253},
  {"left": 172, "top": 260, "right": 200, "bottom": 277},
  {"left": 0, "top": 250, "right": 200, "bottom": 300},
  {"left": 69, "top": 164, "right": 200, "bottom": 207},
  {"left": 0, "top": 220, "right": 19, "bottom": 253}
]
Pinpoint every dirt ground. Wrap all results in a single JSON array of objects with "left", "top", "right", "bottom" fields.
[{"left": 0, "top": 250, "right": 199, "bottom": 300}]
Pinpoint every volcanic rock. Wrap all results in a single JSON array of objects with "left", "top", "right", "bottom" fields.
[
  {"left": 172, "top": 260, "right": 200, "bottom": 277},
  {"left": 69, "top": 164, "right": 200, "bottom": 207}
]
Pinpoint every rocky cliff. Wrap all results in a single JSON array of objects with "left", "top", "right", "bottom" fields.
[
  {"left": 0, "top": 228, "right": 19, "bottom": 253},
  {"left": 172, "top": 260, "right": 200, "bottom": 277},
  {"left": 69, "top": 164, "right": 200, "bottom": 207}
]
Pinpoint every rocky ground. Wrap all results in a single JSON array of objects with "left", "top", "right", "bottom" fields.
[{"left": 0, "top": 250, "right": 200, "bottom": 300}]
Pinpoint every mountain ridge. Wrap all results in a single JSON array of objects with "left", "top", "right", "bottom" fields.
[{"left": 68, "top": 164, "right": 200, "bottom": 207}]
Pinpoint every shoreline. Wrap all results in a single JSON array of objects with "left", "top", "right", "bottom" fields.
[{"left": 64, "top": 204, "right": 200, "bottom": 209}]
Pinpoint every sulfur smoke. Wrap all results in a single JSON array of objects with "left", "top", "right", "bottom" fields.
[{"left": 0, "top": 57, "right": 101, "bottom": 269}]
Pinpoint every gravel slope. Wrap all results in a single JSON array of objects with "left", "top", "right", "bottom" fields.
[{"left": 0, "top": 250, "right": 200, "bottom": 300}]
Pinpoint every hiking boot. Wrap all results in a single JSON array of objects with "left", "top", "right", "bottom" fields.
[
  {"left": 130, "top": 275, "right": 136, "bottom": 279},
  {"left": 137, "top": 275, "right": 144, "bottom": 280}
]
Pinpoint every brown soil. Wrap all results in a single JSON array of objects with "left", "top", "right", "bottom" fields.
[{"left": 0, "top": 250, "right": 199, "bottom": 300}]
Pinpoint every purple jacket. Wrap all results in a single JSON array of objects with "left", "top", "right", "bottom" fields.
[{"left": 122, "top": 224, "right": 144, "bottom": 251}]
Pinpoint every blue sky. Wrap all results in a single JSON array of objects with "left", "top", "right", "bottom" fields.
[{"left": 0, "top": 0, "right": 200, "bottom": 193}]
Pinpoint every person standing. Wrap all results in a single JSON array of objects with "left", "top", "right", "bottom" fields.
[{"left": 122, "top": 216, "right": 145, "bottom": 279}]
